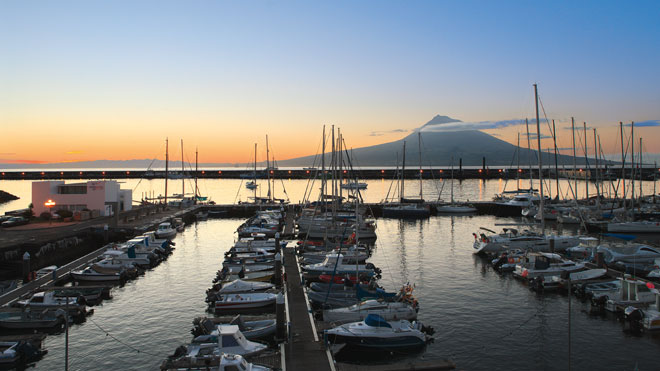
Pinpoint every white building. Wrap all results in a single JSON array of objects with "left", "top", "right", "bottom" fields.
[{"left": 32, "top": 180, "right": 132, "bottom": 217}]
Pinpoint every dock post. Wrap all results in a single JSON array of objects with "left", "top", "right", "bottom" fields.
[
  {"left": 22, "top": 252, "right": 30, "bottom": 283},
  {"left": 276, "top": 292, "right": 286, "bottom": 341},
  {"left": 549, "top": 238, "right": 555, "bottom": 254},
  {"left": 459, "top": 158, "right": 463, "bottom": 179},
  {"left": 274, "top": 254, "right": 282, "bottom": 286}
]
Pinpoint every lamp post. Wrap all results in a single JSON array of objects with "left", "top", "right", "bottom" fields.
[{"left": 44, "top": 199, "right": 56, "bottom": 225}]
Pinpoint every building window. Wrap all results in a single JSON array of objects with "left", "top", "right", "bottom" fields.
[{"left": 58, "top": 185, "right": 87, "bottom": 194}]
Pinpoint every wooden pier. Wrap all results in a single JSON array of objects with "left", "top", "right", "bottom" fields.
[{"left": 282, "top": 244, "right": 333, "bottom": 371}]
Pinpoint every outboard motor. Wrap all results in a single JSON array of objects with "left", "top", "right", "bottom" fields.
[
  {"left": 493, "top": 254, "right": 508, "bottom": 271},
  {"left": 624, "top": 306, "right": 644, "bottom": 334},
  {"left": 169, "top": 345, "right": 187, "bottom": 359},
  {"left": 590, "top": 295, "right": 608, "bottom": 315},
  {"left": 530, "top": 276, "right": 544, "bottom": 293}
]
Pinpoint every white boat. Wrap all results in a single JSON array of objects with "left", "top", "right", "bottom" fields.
[
  {"left": 215, "top": 293, "right": 277, "bottom": 313},
  {"left": 472, "top": 227, "right": 580, "bottom": 254},
  {"left": 71, "top": 266, "right": 124, "bottom": 282},
  {"left": 16, "top": 291, "right": 86, "bottom": 317},
  {"left": 496, "top": 193, "right": 540, "bottom": 208},
  {"left": 513, "top": 252, "right": 585, "bottom": 280},
  {"left": 637, "top": 288, "right": 660, "bottom": 330},
  {"left": 102, "top": 247, "right": 153, "bottom": 268},
  {"left": 301, "top": 253, "right": 376, "bottom": 278},
  {"left": 177, "top": 326, "right": 268, "bottom": 364},
  {"left": 218, "top": 280, "right": 275, "bottom": 294},
  {"left": 0, "top": 308, "right": 67, "bottom": 330},
  {"left": 194, "top": 318, "right": 276, "bottom": 342},
  {"left": 217, "top": 353, "right": 271, "bottom": 371},
  {"left": 173, "top": 217, "right": 185, "bottom": 232},
  {"left": 245, "top": 181, "right": 258, "bottom": 190},
  {"left": 324, "top": 314, "right": 432, "bottom": 351},
  {"left": 607, "top": 220, "right": 660, "bottom": 233},
  {"left": 593, "top": 276, "right": 657, "bottom": 312},
  {"left": 597, "top": 244, "right": 660, "bottom": 264},
  {"left": 155, "top": 222, "right": 177, "bottom": 239},
  {"left": 436, "top": 204, "right": 477, "bottom": 213},
  {"left": 323, "top": 299, "right": 418, "bottom": 324}
]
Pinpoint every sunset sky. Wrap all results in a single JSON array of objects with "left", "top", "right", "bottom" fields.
[{"left": 1, "top": 1, "right": 659, "bottom": 165}]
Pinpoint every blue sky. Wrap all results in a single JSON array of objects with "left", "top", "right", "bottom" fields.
[{"left": 1, "top": 1, "right": 659, "bottom": 163}]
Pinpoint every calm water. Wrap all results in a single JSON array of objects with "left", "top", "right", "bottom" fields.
[{"left": 2, "top": 178, "right": 660, "bottom": 370}]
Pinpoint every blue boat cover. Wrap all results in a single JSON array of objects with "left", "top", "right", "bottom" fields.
[
  {"left": 365, "top": 314, "right": 391, "bottom": 328},
  {"left": 602, "top": 233, "right": 637, "bottom": 241}
]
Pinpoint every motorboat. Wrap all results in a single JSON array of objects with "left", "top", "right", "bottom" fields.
[
  {"left": 92, "top": 258, "right": 139, "bottom": 276},
  {"left": 193, "top": 316, "right": 276, "bottom": 341},
  {"left": 597, "top": 244, "right": 660, "bottom": 265},
  {"left": 607, "top": 221, "right": 660, "bottom": 233},
  {"left": 0, "top": 340, "right": 46, "bottom": 369},
  {"left": 225, "top": 249, "right": 275, "bottom": 261},
  {"left": 323, "top": 299, "right": 418, "bottom": 324},
  {"left": 301, "top": 254, "right": 378, "bottom": 279},
  {"left": 302, "top": 246, "right": 370, "bottom": 265},
  {"left": 16, "top": 291, "right": 86, "bottom": 318},
  {"left": 0, "top": 307, "right": 66, "bottom": 331},
  {"left": 219, "top": 271, "right": 274, "bottom": 283},
  {"left": 214, "top": 293, "right": 277, "bottom": 313},
  {"left": 592, "top": 276, "right": 657, "bottom": 312},
  {"left": 155, "top": 222, "right": 177, "bottom": 239},
  {"left": 102, "top": 246, "right": 153, "bottom": 268},
  {"left": 35, "top": 265, "right": 58, "bottom": 280},
  {"left": 173, "top": 217, "right": 185, "bottom": 232},
  {"left": 324, "top": 314, "right": 432, "bottom": 351},
  {"left": 625, "top": 287, "right": 660, "bottom": 331},
  {"left": 513, "top": 252, "right": 585, "bottom": 280},
  {"left": 472, "top": 227, "right": 580, "bottom": 254},
  {"left": 0, "top": 342, "right": 20, "bottom": 368},
  {"left": 164, "top": 348, "right": 270, "bottom": 371},
  {"left": 217, "top": 280, "right": 275, "bottom": 294},
  {"left": 71, "top": 266, "right": 125, "bottom": 282},
  {"left": 178, "top": 325, "right": 268, "bottom": 359},
  {"left": 245, "top": 181, "right": 258, "bottom": 190},
  {"left": 436, "top": 204, "right": 477, "bottom": 213}
]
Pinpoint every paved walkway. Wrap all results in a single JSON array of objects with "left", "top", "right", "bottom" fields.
[{"left": 283, "top": 246, "right": 332, "bottom": 371}]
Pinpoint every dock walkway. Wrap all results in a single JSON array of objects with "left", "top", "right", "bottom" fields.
[{"left": 282, "top": 245, "right": 333, "bottom": 371}]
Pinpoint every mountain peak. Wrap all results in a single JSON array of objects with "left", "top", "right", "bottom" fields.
[{"left": 421, "top": 115, "right": 462, "bottom": 128}]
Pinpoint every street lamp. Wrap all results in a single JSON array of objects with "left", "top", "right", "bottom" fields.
[{"left": 44, "top": 199, "right": 56, "bottom": 224}]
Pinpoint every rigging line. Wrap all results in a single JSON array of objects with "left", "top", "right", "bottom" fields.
[
  {"left": 132, "top": 156, "right": 158, "bottom": 192},
  {"left": 87, "top": 317, "right": 160, "bottom": 356}
]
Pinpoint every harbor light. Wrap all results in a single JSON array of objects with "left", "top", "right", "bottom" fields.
[
  {"left": 306, "top": 170, "right": 310, "bottom": 174},
  {"left": 201, "top": 171, "right": 205, "bottom": 174},
  {"left": 478, "top": 169, "right": 482, "bottom": 173},
  {"left": 21, "top": 172, "right": 25, "bottom": 176},
  {"left": 44, "top": 199, "right": 56, "bottom": 224},
  {"left": 498, "top": 169, "right": 502, "bottom": 173},
  {"left": 218, "top": 171, "right": 222, "bottom": 174},
  {"left": 126, "top": 171, "right": 130, "bottom": 175},
  {"left": 288, "top": 170, "right": 292, "bottom": 174},
  {"left": 41, "top": 172, "right": 45, "bottom": 175},
  {"left": 381, "top": 170, "right": 385, "bottom": 174},
  {"left": 343, "top": 170, "right": 347, "bottom": 174},
  {"left": 79, "top": 171, "right": 83, "bottom": 175},
  {"left": 102, "top": 171, "right": 106, "bottom": 175},
  {"left": 270, "top": 170, "right": 274, "bottom": 174},
  {"left": 518, "top": 169, "right": 522, "bottom": 173},
  {"left": 439, "top": 170, "right": 443, "bottom": 173}
]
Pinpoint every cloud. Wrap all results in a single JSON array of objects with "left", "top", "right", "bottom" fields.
[
  {"left": 562, "top": 125, "right": 593, "bottom": 130},
  {"left": 624, "top": 120, "right": 660, "bottom": 127},
  {"left": 65, "top": 151, "right": 84, "bottom": 155},
  {"left": 524, "top": 133, "right": 552, "bottom": 140},
  {"left": 369, "top": 129, "right": 409, "bottom": 136},
  {"left": 0, "top": 159, "right": 48, "bottom": 164},
  {"left": 420, "top": 118, "right": 548, "bottom": 132}
]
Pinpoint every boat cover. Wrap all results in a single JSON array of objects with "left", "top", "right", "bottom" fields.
[
  {"left": 365, "top": 314, "right": 391, "bottom": 328},
  {"left": 219, "top": 279, "right": 273, "bottom": 294}
]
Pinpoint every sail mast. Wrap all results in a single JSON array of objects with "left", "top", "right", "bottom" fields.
[
  {"left": 401, "top": 141, "right": 406, "bottom": 202},
  {"left": 181, "top": 139, "right": 185, "bottom": 199},
  {"left": 552, "top": 120, "right": 559, "bottom": 199},
  {"left": 525, "top": 118, "right": 533, "bottom": 191},
  {"left": 533, "top": 84, "right": 545, "bottom": 233},
  {"left": 583, "top": 122, "right": 589, "bottom": 201},
  {"left": 165, "top": 138, "right": 169, "bottom": 206},
  {"left": 195, "top": 147, "right": 198, "bottom": 203},
  {"left": 572, "top": 118, "right": 577, "bottom": 199},
  {"left": 266, "top": 135, "right": 271, "bottom": 201},
  {"left": 418, "top": 131, "right": 423, "bottom": 200}
]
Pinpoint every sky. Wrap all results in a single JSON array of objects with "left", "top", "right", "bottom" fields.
[{"left": 1, "top": 1, "right": 659, "bottom": 165}]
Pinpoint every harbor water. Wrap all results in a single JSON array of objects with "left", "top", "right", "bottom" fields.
[{"left": 1, "top": 178, "right": 659, "bottom": 369}]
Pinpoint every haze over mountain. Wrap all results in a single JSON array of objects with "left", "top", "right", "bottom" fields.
[{"left": 278, "top": 115, "right": 597, "bottom": 167}]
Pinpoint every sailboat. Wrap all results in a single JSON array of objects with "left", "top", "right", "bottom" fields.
[
  {"left": 436, "top": 157, "right": 477, "bottom": 213},
  {"left": 382, "top": 133, "right": 431, "bottom": 218},
  {"left": 245, "top": 143, "right": 259, "bottom": 190}
]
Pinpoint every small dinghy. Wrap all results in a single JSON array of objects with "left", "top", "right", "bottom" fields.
[{"left": 324, "top": 314, "right": 433, "bottom": 351}]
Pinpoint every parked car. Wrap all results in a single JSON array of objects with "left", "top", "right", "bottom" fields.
[
  {"left": 0, "top": 215, "right": 12, "bottom": 224},
  {"left": 1, "top": 216, "right": 29, "bottom": 228}
]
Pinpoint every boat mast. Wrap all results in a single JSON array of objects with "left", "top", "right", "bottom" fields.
[
  {"left": 517, "top": 132, "right": 521, "bottom": 190},
  {"left": 450, "top": 156, "right": 455, "bottom": 204},
  {"left": 194, "top": 147, "right": 198, "bottom": 203},
  {"left": 620, "top": 122, "right": 626, "bottom": 204},
  {"left": 165, "top": 138, "right": 169, "bottom": 206},
  {"left": 321, "top": 125, "right": 326, "bottom": 199},
  {"left": 181, "top": 139, "right": 185, "bottom": 199},
  {"left": 552, "top": 120, "right": 559, "bottom": 199},
  {"left": 401, "top": 141, "right": 406, "bottom": 203},
  {"left": 572, "top": 118, "right": 577, "bottom": 200},
  {"left": 266, "top": 135, "right": 271, "bottom": 202},
  {"left": 582, "top": 122, "right": 589, "bottom": 201},
  {"left": 253, "top": 143, "right": 257, "bottom": 202},
  {"left": 593, "top": 129, "right": 600, "bottom": 205},
  {"left": 418, "top": 131, "right": 423, "bottom": 200},
  {"left": 639, "top": 137, "right": 643, "bottom": 201},
  {"left": 338, "top": 129, "right": 343, "bottom": 202},
  {"left": 525, "top": 118, "right": 533, "bottom": 192},
  {"left": 631, "top": 122, "right": 635, "bottom": 219},
  {"left": 533, "top": 84, "right": 545, "bottom": 233}
]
